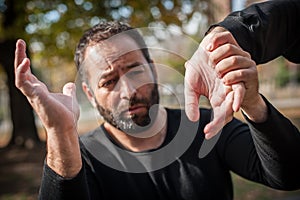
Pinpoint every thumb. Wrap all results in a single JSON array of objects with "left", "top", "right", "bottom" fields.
[
  {"left": 63, "top": 82, "right": 76, "bottom": 97},
  {"left": 184, "top": 62, "right": 200, "bottom": 122},
  {"left": 232, "top": 83, "right": 245, "bottom": 112},
  {"left": 184, "top": 85, "right": 200, "bottom": 122},
  {"left": 63, "top": 82, "right": 80, "bottom": 120}
]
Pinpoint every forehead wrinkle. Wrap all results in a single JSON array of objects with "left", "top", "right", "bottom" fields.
[
  {"left": 100, "top": 34, "right": 145, "bottom": 62},
  {"left": 82, "top": 34, "right": 147, "bottom": 87},
  {"left": 84, "top": 33, "right": 146, "bottom": 68}
]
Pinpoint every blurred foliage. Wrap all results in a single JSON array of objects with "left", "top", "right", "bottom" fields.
[
  {"left": 275, "top": 57, "right": 300, "bottom": 88},
  {"left": 275, "top": 58, "right": 290, "bottom": 87},
  {"left": 0, "top": 0, "right": 214, "bottom": 70}
]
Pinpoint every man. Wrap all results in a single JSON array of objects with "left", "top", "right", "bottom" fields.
[{"left": 15, "top": 21, "right": 300, "bottom": 200}]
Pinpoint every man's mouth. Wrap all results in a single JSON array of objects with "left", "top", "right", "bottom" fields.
[
  {"left": 129, "top": 105, "right": 147, "bottom": 113},
  {"left": 119, "top": 104, "right": 148, "bottom": 117}
]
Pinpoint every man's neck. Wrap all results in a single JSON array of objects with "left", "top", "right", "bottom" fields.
[{"left": 103, "top": 107, "right": 167, "bottom": 152}]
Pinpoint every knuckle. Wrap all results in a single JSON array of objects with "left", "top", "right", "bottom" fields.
[
  {"left": 236, "top": 70, "right": 245, "bottom": 79},
  {"left": 245, "top": 51, "right": 251, "bottom": 58},
  {"left": 223, "top": 31, "right": 232, "bottom": 38},
  {"left": 230, "top": 56, "right": 239, "bottom": 66},
  {"left": 238, "top": 70, "right": 244, "bottom": 78},
  {"left": 224, "top": 43, "right": 234, "bottom": 52}
]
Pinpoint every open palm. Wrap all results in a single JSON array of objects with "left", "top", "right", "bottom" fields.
[
  {"left": 14, "top": 39, "right": 79, "bottom": 135},
  {"left": 185, "top": 46, "right": 235, "bottom": 139}
]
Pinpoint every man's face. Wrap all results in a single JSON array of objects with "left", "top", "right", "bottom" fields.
[{"left": 82, "top": 35, "right": 159, "bottom": 133}]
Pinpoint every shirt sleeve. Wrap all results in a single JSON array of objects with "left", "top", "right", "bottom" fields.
[
  {"left": 243, "top": 95, "right": 300, "bottom": 190},
  {"left": 215, "top": 0, "right": 300, "bottom": 64},
  {"left": 38, "top": 162, "right": 91, "bottom": 200},
  {"left": 217, "top": 95, "right": 300, "bottom": 190}
]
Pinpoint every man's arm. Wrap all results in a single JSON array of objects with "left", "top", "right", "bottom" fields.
[
  {"left": 207, "top": 28, "right": 300, "bottom": 189},
  {"left": 185, "top": 0, "right": 300, "bottom": 134},
  {"left": 15, "top": 39, "right": 82, "bottom": 178},
  {"left": 217, "top": 0, "right": 300, "bottom": 64},
  {"left": 39, "top": 164, "right": 90, "bottom": 199},
  {"left": 185, "top": 0, "right": 300, "bottom": 188},
  {"left": 246, "top": 96, "right": 300, "bottom": 189},
  {"left": 217, "top": 98, "right": 300, "bottom": 190}
]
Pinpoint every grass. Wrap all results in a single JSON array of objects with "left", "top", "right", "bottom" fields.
[{"left": 233, "top": 173, "right": 300, "bottom": 200}]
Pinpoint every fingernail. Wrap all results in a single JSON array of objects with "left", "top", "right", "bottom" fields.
[
  {"left": 18, "top": 39, "right": 25, "bottom": 46},
  {"left": 206, "top": 43, "right": 212, "bottom": 51}
]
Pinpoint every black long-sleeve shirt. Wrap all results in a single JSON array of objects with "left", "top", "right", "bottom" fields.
[
  {"left": 217, "top": 0, "right": 300, "bottom": 64},
  {"left": 39, "top": 98, "right": 300, "bottom": 200}
]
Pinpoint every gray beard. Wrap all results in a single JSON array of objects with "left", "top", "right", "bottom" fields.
[
  {"left": 96, "top": 86, "right": 159, "bottom": 134},
  {"left": 113, "top": 112, "right": 152, "bottom": 133}
]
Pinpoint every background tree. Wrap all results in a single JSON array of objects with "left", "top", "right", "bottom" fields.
[
  {"left": 0, "top": 0, "right": 214, "bottom": 148},
  {"left": 0, "top": 0, "right": 39, "bottom": 148}
]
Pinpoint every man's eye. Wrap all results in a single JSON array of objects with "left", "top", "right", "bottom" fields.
[
  {"left": 127, "top": 67, "right": 146, "bottom": 77},
  {"left": 100, "top": 79, "right": 117, "bottom": 88},
  {"left": 129, "top": 70, "right": 144, "bottom": 76}
]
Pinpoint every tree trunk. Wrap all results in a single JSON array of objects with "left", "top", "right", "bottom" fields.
[{"left": 0, "top": 39, "right": 40, "bottom": 149}]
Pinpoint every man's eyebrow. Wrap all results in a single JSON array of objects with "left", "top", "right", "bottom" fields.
[
  {"left": 99, "top": 70, "right": 113, "bottom": 80},
  {"left": 98, "top": 66, "right": 113, "bottom": 80},
  {"left": 125, "top": 62, "right": 144, "bottom": 70},
  {"left": 99, "top": 62, "right": 144, "bottom": 80}
]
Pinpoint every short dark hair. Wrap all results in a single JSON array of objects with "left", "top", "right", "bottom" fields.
[{"left": 74, "top": 21, "right": 152, "bottom": 81}]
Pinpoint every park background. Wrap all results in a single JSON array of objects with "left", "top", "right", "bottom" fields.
[{"left": 0, "top": 0, "right": 300, "bottom": 199}]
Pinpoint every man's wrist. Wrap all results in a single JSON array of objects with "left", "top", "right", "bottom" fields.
[
  {"left": 241, "top": 94, "right": 268, "bottom": 123},
  {"left": 46, "top": 129, "right": 82, "bottom": 178}
]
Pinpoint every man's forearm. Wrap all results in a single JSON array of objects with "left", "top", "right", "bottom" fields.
[{"left": 46, "top": 129, "right": 82, "bottom": 178}]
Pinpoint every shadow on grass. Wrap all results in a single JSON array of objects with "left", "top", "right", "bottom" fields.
[{"left": 0, "top": 144, "right": 46, "bottom": 200}]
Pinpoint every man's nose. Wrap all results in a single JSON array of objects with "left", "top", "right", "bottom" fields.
[{"left": 119, "top": 76, "right": 137, "bottom": 100}]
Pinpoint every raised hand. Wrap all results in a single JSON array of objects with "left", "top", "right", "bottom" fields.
[
  {"left": 15, "top": 39, "right": 79, "bottom": 134},
  {"left": 206, "top": 28, "right": 267, "bottom": 123},
  {"left": 184, "top": 26, "right": 259, "bottom": 139},
  {"left": 14, "top": 39, "right": 82, "bottom": 177},
  {"left": 184, "top": 46, "right": 235, "bottom": 139}
]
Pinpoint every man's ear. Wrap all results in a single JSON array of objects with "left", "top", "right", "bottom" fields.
[{"left": 82, "top": 82, "right": 97, "bottom": 108}]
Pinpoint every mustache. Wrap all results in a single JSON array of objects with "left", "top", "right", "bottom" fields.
[
  {"left": 117, "top": 95, "right": 150, "bottom": 113},
  {"left": 130, "top": 95, "right": 149, "bottom": 106}
]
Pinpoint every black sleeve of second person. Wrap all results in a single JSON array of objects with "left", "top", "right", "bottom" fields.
[
  {"left": 217, "top": 0, "right": 300, "bottom": 64},
  {"left": 217, "top": 97, "right": 300, "bottom": 190},
  {"left": 244, "top": 96, "right": 300, "bottom": 190}
]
